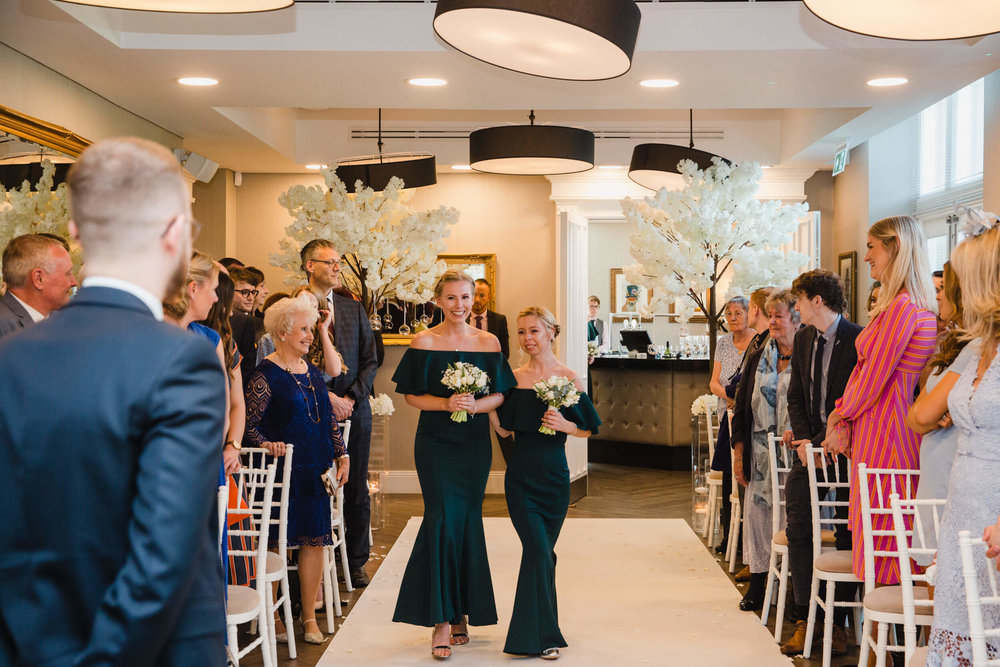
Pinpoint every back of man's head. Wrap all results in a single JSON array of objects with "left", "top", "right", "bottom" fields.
[
  {"left": 67, "top": 138, "right": 188, "bottom": 264},
  {"left": 2, "top": 234, "right": 65, "bottom": 289}
]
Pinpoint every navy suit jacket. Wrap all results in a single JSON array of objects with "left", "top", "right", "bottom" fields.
[
  {"left": 0, "top": 287, "right": 227, "bottom": 666},
  {"left": 328, "top": 292, "right": 378, "bottom": 418},
  {"left": 0, "top": 290, "right": 33, "bottom": 341}
]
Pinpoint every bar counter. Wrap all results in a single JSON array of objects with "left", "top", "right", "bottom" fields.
[{"left": 588, "top": 355, "right": 712, "bottom": 469}]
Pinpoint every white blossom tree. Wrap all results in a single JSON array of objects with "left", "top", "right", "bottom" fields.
[
  {"left": 621, "top": 158, "right": 808, "bottom": 360},
  {"left": 273, "top": 169, "right": 459, "bottom": 316},
  {"left": 0, "top": 160, "right": 79, "bottom": 283}
]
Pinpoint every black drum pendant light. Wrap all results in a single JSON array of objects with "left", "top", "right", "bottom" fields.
[
  {"left": 470, "top": 110, "right": 595, "bottom": 175},
  {"left": 335, "top": 109, "right": 437, "bottom": 192},
  {"left": 628, "top": 110, "right": 728, "bottom": 191},
  {"left": 433, "top": 0, "right": 642, "bottom": 81},
  {"left": 803, "top": 0, "right": 1000, "bottom": 40},
  {"left": 56, "top": 0, "right": 290, "bottom": 12}
]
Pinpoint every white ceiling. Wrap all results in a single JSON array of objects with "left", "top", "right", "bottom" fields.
[{"left": 0, "top": 0, "right": 998, "bottom": 174}]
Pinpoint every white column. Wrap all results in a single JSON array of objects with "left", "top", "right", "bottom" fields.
[{"left": 556, "top": 205, "right": 590, "bottom": 484}]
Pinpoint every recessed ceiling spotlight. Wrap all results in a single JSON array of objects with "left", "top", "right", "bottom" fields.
[
  {"left": 761, "top": 165, "right": 773, "bottom": 169},
  {"left": 408, "top": 78, "right": 448, "bottom": 87},
  {"left": 451, "top": 165, "right": 473, "bottom": 170},
  {"left": 178, "top": 77, "right": 218, "bottom": 87},
  {"left": 867, "top": 77, "right": 908, "bottom": 87},
  {"left": 305, "top": 164, "right": 328, "bottom": 170},
  {"left": 639, "top": 79, "right": 679, "bottom": 88}
]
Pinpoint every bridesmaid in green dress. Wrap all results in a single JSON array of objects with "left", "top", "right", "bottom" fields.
[
  {"left": 391, "top": 269, "right": 515, "bottom": 659},
  {"left": 492, "top": 306, "right": 601, "bottom": 660}
]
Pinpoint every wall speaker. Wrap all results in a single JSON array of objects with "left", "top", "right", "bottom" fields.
[{"left": 173, "top": 149, "right": 219, "bottom": 183}]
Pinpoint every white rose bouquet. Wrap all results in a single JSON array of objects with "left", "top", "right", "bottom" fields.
[
  {"left": 441, "top": 362, "right": 489, "bottom": 422},
  {"left": 587, "top": 341, "right": 599, "bottom": 361},
  {"left": 533, "top": 376, "right": 581, "bottom": 435},
  {"left": 691, "top": 393, "right": 716, "bottom": 417},
  {"left": 369, "top": 393, "right": 395, "bottom": 416}
]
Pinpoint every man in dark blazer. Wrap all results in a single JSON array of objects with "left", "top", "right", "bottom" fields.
[
  {"left": 779, "top": 269, "right": 862, "bottom": 656},
  {"left": 470, "top": 278, "right": 509, "bottom": 359},
  {"left": 303, "top": 239, "right": 378, "bottom": 587},
  {"left": 0, "top": 233, "right": 77, "bottom": 341},
  {"left": 0, "top": 138, "right": 228, "bottom": 666}
]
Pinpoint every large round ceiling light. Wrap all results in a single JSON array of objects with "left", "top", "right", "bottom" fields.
[
  {"left": 433, "top": 0, "right": 642, "bottom": 81},
  {"left": 803, "top": 0, "right": 1000, "bottom": 40},
  {"left": 56, "top": 0, "right": 290, "bottom": 12},
  {"left": 469, "top": 111, "right": 595, "bottom": 175},
  {"left": 335, "top": 109, "right": 438, "bottom": 192}
]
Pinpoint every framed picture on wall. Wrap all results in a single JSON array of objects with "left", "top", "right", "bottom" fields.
[
  {"left": 610, "top": 268, "right": 653, "bottom": 322},
  {"left": 838, "top": 250, "right": 857, "bottom": 323}
]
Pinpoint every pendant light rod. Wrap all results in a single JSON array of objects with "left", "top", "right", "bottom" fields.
[
  {"left": 377, "top": 108, "right": 384, "bottom": 164},
  {"left": 689, "top": 109, "right": 694, "bottom": 150},
  {"left": 529, "top": 110, "right": 535, "bottom": 126}
]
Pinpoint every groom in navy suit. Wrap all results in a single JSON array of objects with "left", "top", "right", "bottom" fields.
[{"left": 0, "top": 138, "right": 228, "bottom": 666}]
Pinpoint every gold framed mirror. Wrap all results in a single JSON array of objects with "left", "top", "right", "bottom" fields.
[
  {"left": 381, "top": 252, "right": 497, "bottom": 346},
  {"left": 0, "top": 104, "right": 90, "bottom": 157}
]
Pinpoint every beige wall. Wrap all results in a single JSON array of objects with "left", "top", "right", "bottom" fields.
[
  {"left": 804, "top": 171, "right": 835, "bottom": 271},
  {"left": 203, "top": 170, "right": 557, "bottom": 486},
  {"left": 0, "top": 43, "right": 180, "bottom": 149},
  {"left": 832, "top": 143, "right": 871, "bottom": 324}
]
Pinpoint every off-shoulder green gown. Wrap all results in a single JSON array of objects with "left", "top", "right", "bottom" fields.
[
  {"left": 391, "top": 348, "right": 515, "bottom": 627},
  {"left": 498, "top": 388, "right": 601, "bottom": 656}
]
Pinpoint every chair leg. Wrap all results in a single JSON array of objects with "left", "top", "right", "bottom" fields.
[
  {"left": 821, "top": 580, "right": 837, "bottom": 667},
  {"left": 227, "top": 623, "right": 241, "bottom": 667},
  {"left": 258, "top": 605, "right": 274, "bottom": 667},
  {"left": 728, "top": 502, "right": 741, "bottom": 574},
  {"left": 859, "top": 614, "right": 873, "bottom": 667},
  {"left": 762, "top": 550, "right": 778, "bottom": 626},
  {"left": 875, "top": 620, "right": 889, "bottom": 667},
  {"left": 852, "top": 601, "right": 863, "bottom": 646},
  {"left": 774, "top": 553, "right": 789, "bottom": 641},
  {"left": 323, "top": 547, "right": 336, "bottom": 633},
  {"left": 339, "top": 530, "right": 353, "bottom": 593},
  {"left": 702, "top": 485, "right": 716, "bottom": 538},
  {"left": 280, "top": 572, "right": 296, "bottom": 660},
  {"left": 803, "top": 573, "right": 822, "bottom": 660}
]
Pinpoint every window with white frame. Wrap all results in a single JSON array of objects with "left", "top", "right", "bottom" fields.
[{"left": 916, "top": 77, "right": 984, "bottom": 271}]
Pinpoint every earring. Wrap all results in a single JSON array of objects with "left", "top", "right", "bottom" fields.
[{"left": 280, "top": 336, "right": 286, "bottom": 341}]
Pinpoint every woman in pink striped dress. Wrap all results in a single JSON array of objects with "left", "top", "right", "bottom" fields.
[{"left": 824, "top": 215, "right": 937, "bottom": 584}]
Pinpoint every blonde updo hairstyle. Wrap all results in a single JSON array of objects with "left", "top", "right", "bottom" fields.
[
  {"left": 433, "top": 269, "right": 476, "bottom": 300},
  {"left": 517, "top": 306, "right": 561, "bottom": 340},
  {"left": 264, "top": 295, "right": 320, "bottom": 341},
  {"left": 291, "top": 284, "right": 324, "bottom": 308},
  {"left": 867, "top": 215, "right": 936, "bottom": 318},
  {"left": 162, "top": 251, "right": 218, "bottom": 320},
  {"left": 951, "top": 224, "right": 1000, "bottom": 346}
]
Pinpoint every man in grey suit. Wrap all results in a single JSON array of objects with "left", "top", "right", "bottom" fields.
[
  {"left": 587, "top": 294, "right": 605, "bottom": 346},
  {"left": 303, "top": 239, "right": 378, "bottom": 587},
  {"left": 0, "top": 138, "right": 227, "bottom": 666},
  {"left": 0, "top": 233, "right": 77, "bottom": 340}
]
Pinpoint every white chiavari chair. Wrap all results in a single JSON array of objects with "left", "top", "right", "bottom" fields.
[
  {"left": 802, "top": 446, "right": 860, "bottom": 667},
  {"left": 857, "top": 464, "right": 926, "bottom": 667},
  {"left": 959, "top": 530, "right": 1000, "bottom": 667},
  {"left": 218, "top": 484, "right": 228, "bottom": 561},
  {"left": 725, "top": 410, "right": 743, "bottom": 573},
  {"left": 762, "top": 432, "right": 795, "bottom": 639},
  {"left": 242, "top": 445, "right": 296, "bottom": 664},
  {"left": 226, "top": 462, "right": 277, "bottom": 667},
  {"left": 704, "top": 405, "right": 725, "bottom": 546},
  {"left": 890, "top": 494, "right": 944, "bottom": 664},
  {"left": 320, "top": 419, "right": 353, "bottom": 632}
]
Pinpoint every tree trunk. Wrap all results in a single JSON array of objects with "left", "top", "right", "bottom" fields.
[{"left": 708, "top": 283, "right": 719, "bottom": 366}]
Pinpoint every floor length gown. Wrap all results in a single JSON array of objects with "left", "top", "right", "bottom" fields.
[
  {"left": 391, "top": 348, "right": 515, "bottom": 627},
  {"left": 498, "top": 388, "right": 600, "bottom": 656},
  {"left": 926, "top": 340, "right": 1000, "bottom": 665}
]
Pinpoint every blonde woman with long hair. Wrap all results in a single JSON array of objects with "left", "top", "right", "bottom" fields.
[
  {"left": 823, "top": 215, "right": 937, "bottom": 588},
  {"left": 916, "top": 218, "right": 1000, "bottom": 665}
]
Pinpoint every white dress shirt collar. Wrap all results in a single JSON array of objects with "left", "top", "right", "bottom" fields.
[
  {"left": 8, "top": 292, "right": 45, "bottom": 323},
  {"left": 82, "top": 276, "right": 164, "bottom": 321}
]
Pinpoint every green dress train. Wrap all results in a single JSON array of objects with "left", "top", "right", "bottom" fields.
[
  {"left": 498, "top": 388, "right": 601, "bottom": 656},
  {"left": 391, "top": 348, "right": 515, "bottom": 627}
]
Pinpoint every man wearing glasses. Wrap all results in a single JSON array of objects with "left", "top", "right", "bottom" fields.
[
  {"left": 228, "top": 266, "right": 260, "bottom": 391},
  {"left": 302, "top": 239, "right": 378, "bottom": 588}
]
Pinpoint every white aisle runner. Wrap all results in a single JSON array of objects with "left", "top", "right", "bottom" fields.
[{"left": 317, "top": 517, "right": 792, "bottom": 666}]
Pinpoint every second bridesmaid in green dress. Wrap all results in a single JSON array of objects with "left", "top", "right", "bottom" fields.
[
  {"left": 492, "top": 306, "right": 601, "bottom": 661},
  {"left": 391, "top": 269, "right": 515, "bottom": 660}
]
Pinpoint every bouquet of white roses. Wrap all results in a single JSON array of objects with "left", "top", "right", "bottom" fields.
[
  {"left": 533, "top": 376, "right": 581, "bottom": 435},
  {"left": 441, "top": 362, "right": 489, "bottom": 422},
  {"left": 691, "top": 393, "right": 716, "bottom": 417},
  {"left": 369, "top": 393, "right": 395, "bottom": 416},
  {"left": 587, "top": 341, "right": 599, "bottom": 361}
]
